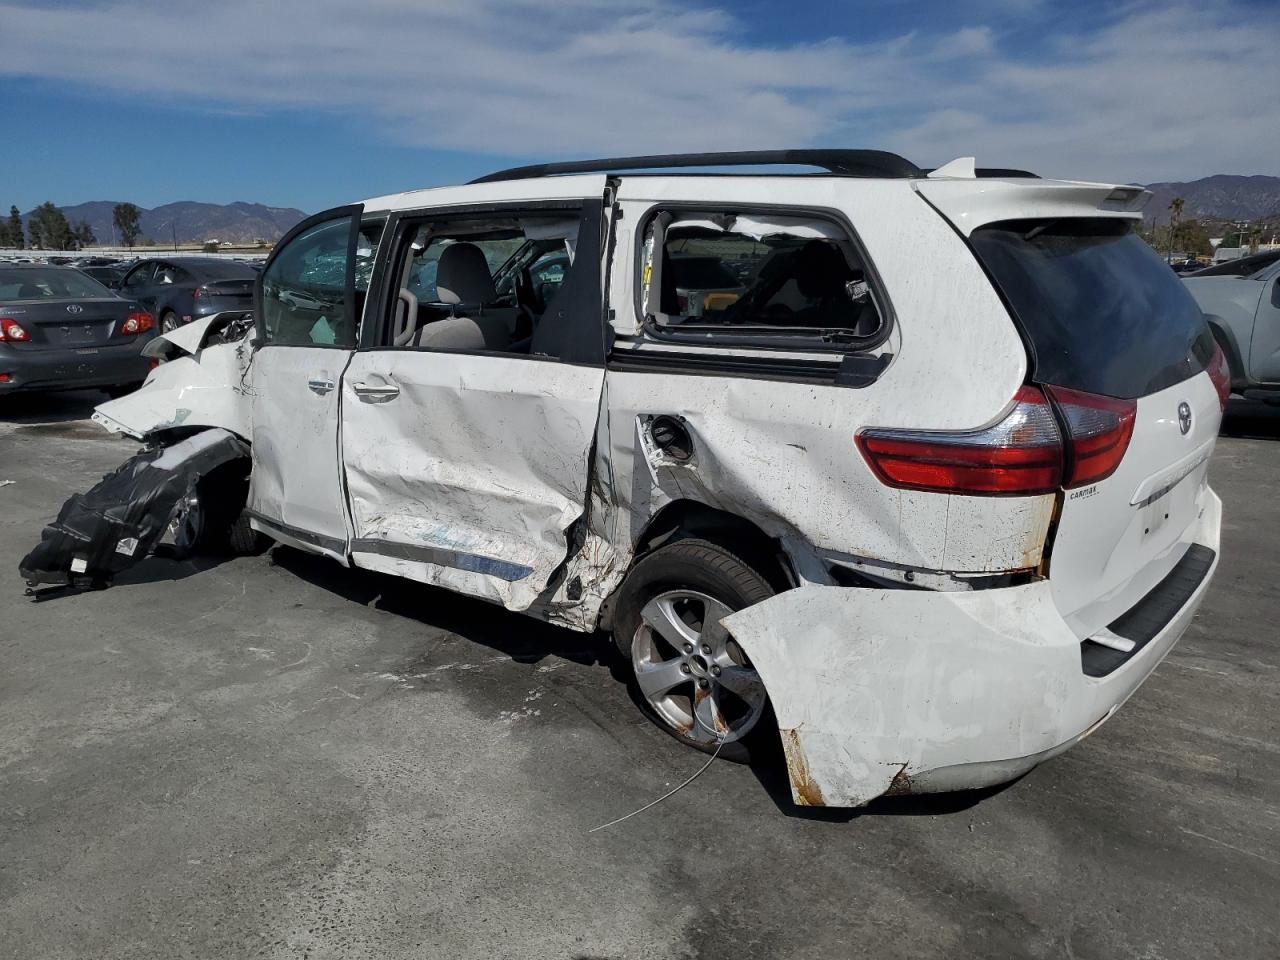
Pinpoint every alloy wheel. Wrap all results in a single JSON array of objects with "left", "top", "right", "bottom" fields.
[{"left": 631, "top": 589, "right": 767, "bottom": 746}]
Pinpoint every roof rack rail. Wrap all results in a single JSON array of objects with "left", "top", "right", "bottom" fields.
[{"left": 469, "top": 149, "right": 923, "bottom": 184}]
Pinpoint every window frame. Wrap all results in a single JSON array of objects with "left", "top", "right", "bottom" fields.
[
  {"left": 253, "top": 204, "right": 364, "bottom": 351},
  {"left": 121, "top": 261, "right": 156, "bottom": 290},
  {"left": 358, "top": 198, "right": 607, "bottom": 367},
  {"left": 630, "top": 201, "right": 895, "bottom": 354}
]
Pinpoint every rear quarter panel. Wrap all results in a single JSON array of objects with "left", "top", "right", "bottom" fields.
[{"left": 603, "top": 178, "right": 1045, "bottom": 574}]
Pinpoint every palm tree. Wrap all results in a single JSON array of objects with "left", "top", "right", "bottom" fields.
[{"left": 1168, "top": 197, "right": 1185, "bottom": 263}]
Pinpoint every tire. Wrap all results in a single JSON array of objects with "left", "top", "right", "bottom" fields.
[
  {"left": 160, "top": 311, "right": 180, "bottom": 334},
  {"left": 612, "top": 538, "right": 777, "bottom": 763},
  {"left": 169, "top": 459, "right": 264, "bottom": 557}
]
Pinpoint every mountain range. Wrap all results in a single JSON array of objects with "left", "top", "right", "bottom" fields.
[
  {"left": 18, "top": 173, "right": 1280, "bottom": 247},
  {"left": 1139, "top": 175, "right": 1280, "bottom": 226},
  {"left": 21, "top": 200, "right": 307, "bottom": 246}
]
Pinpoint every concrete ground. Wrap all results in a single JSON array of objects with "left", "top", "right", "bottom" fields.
[{"left": 1, "top": 390, "right": 1278, "bottom": 960}]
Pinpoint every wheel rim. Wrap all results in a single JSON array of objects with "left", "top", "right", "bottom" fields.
[
  {"left": 169, "top": 490, "right": 203, "bottom": 552},
  {"left": 161, "top": 314, "right": 178, "bottom": 333},
  {"left": 631, "top": 589, "right": 767, "bottom": 746}
]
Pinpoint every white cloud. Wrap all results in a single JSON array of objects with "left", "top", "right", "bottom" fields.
[{"left": 0, "top": 0, "right": 1275, "bottom": 182}]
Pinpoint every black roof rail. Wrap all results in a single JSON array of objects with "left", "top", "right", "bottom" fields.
[{"left": 469, "top": 149, "right": 923, "bottom": 184}]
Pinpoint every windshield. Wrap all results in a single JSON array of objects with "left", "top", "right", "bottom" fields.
[
  {"left": 971, "top": 218, "right": 1214, "bottom": 399},
  {"left": 0, "top": 268, "right": 114, "bottom": 301}
]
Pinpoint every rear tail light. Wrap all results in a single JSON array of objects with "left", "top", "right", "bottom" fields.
[
  {"left": 119, "top": 312, "right": 155, "bottom": 336},
  {"left": 857, "top": 383, "right": 1136, "bottom": 496},
  {"left": 0, "top": 373, "right": 11, "bottom": 383},
  {"left": 856, "top": 386, "right": 1063, "bottom": 495},
  {"left": 193, "top": 286, "right": 209, "bottom": 300},
  {"left": 1043, "top": 385, "right": 1136, "bottom": 488},
  {"left": 0, "top": 317, "right": 31, "bottom": 341},
  {"left": 1206, "top": 341, "right": 1230, "bottom": 412}
]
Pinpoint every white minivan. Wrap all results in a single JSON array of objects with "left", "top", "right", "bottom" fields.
[{"left": 84, "top": 150, "right": 1227, "bottom": 808}]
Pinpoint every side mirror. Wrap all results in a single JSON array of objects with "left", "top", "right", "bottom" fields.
[{"left": 1272, "top": 276, "right": 1280, "bottom": 309}]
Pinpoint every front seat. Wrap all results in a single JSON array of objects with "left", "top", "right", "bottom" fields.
[{"left": 414, "top": 243, "right": 515, "bottom": 351}]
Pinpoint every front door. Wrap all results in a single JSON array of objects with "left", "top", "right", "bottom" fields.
[
  {"left": 339, "top": 194, "right": 610, "bottom": 610},
  {"left": 246, "top": 206, "right": 376, "bottom": 562}
]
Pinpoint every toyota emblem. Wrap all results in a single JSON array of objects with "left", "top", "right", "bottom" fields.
[
  {"left": 1177, "top": 401, "right": 1192, "bottom": 436},
  {"left": 65, "top": 303, "right": 83, "bottom": 314}
]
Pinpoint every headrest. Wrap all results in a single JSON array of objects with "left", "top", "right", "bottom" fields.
[
  {"left": 18, "top": 283, "right": 42, "bottom": 298},
  {"left": 793, "top": 240, "right": 853, "bottom": 300},
  {"left": 435, "top": 243, "right": 496, "bottom": 305}
]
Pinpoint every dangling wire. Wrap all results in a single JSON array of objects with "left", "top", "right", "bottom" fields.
[{"left": 588, "top": 733, "right": 726, "bottom": 833}]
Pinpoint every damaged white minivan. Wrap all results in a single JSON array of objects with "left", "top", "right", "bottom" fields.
[{"left": 28, "top": 150, "right": 1229, "bottom": 808}]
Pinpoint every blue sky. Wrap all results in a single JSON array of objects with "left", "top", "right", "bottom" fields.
[{"left": 1, "top": 0, "right": 1277, "bottom": 214}]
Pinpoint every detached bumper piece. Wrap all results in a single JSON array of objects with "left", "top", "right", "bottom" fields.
[
  {"left": 19, "top": 429, "right": 248, "bottom": 594},
  {"left": 1080, "top": 543, "right": 1217, "bottom": 677}
]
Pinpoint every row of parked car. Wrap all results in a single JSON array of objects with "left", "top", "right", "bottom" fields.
[{"left": 0, "top": 254, "right": 259, "bottom": 395}]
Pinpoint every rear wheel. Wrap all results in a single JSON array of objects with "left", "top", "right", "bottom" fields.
[
  {"left": 160, "top": 311, "right": 180, "bottom": 334},
  {"left": 612, "top": 538, "right": 775, "bottom": 763}
]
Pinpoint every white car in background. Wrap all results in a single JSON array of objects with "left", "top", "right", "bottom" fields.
[
  {"left": 1183, "top": 252, "right": 1280, "bottom": 405},
  {"left": 28, "top": 150, "right": 1228, "bottom": 809}
]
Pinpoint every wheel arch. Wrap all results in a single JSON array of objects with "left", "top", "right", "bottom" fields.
[{"left": 628, "top": 499, "right": 796, "bottom": 592}]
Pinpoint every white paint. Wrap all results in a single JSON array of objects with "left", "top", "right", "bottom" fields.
[
  {"left": 340, "top": 351, "right": 605, "bottom": 610},
  {"left": 246, "top": 345, "right": 353, "bottom": 562},
  {"left": 93, "top": 339, "right": 252, "bottom": 440},
  {"left": 722, "top": 488, "right": 1219, "bottom": 807}
]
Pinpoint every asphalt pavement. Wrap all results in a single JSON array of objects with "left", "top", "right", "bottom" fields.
[{"left": 1, "top": 389, "right": 1277, "bottom": 959}]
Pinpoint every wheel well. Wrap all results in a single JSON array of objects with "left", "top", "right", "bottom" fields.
[{"left": 630, "top": 500, "right": 795, "bottom": 592}]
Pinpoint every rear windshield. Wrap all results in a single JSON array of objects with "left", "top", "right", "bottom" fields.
[
  {"left": 0, "top": 268, "right": 112, "bottom": 300},
  {"left": 972, "top": 219, "right": 1214, "bottom": 399}
]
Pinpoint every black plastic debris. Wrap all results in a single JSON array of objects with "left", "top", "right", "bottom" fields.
[{"left": 19, "top": 429, "right": 249, "bottom": 592}]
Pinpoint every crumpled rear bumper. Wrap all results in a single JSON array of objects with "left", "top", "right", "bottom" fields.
[{"left": 721, "top": 490, "right": 1222, "bottom": 808}]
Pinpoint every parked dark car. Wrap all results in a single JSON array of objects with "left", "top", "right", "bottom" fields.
[
  {"left": 0, "top": 265, "right": 155, "bottom": 396},
  {"left": 114, "top": 256, "right": 258, "bottom": 333},
  {"left": 77, "top": 260, "right": 133, "bottom": 287},
  {"left": 1187, "top": 250, "right": 1280, "bottom": 278}
]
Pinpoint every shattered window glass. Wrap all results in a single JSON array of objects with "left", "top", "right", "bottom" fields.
[{"left": 640, "top": 212, "right": 882, "bottom": 341}]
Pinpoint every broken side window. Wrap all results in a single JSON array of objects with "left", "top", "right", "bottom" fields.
[{"left": 639, "top": 210, "right": 885, "bottom": 348}]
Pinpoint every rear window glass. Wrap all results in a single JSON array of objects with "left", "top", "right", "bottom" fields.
[
  {"left": 971, "top": 219, "right": 1214, "bottom": 399},
  {"left": 0, "top": 268, "right": 112, "bottom": 300}
]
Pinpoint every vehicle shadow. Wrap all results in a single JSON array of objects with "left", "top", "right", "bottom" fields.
[
  {"left": 23, "top": 548, "right": 236, "bottom": 603},
  {"left": 1220, "top": 396, "right": 1280, "bottom": 440},
  {"left": 0, "top": 389, "right": 108, "bottom": 425},
  {"left": 268, "top": 545, "right": 612, "bottom": 669},
  {"left": 749, "top": 754, "right": 1022, "bottom": 822}
]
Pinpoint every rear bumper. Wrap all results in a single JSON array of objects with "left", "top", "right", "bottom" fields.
[
  {"left": 0, "top": 341, "right": 153, "bottom": 392},
  {"left": 721, "top": 488, "right": 1222, "bottom": 808}
]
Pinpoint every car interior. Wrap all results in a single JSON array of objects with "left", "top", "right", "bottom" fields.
[
  {"left": 645, "top": 213, "right": 883, "bottom": 337},
  {"left": 386, "top": 216, "right": 582, "bottom": 356}
]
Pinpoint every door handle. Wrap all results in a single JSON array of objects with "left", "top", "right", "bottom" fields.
[
  {"left": 352, "top": 381, "right": 400, "bottom": 402},
  {"left": 307, "top": 377, "right": 335, "bottom": 395}
]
